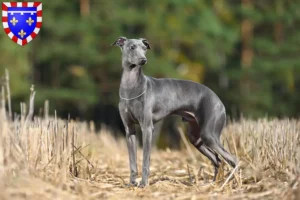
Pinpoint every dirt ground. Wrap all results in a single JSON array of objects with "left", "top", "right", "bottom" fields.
[{"left": 1, "top": 117, "right": 300, "bottom": 200}]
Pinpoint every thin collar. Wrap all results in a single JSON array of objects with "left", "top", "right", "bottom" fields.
[
  {"left": 119, "top": 88, "right": 146, "bottom": 101},
  {"left": 119, "top": 76, "right": 148, "bottom": 101}
]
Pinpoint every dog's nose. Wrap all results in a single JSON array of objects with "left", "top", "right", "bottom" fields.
[{"left": 140, "top": 58, "right": 147, "bottom": 65}]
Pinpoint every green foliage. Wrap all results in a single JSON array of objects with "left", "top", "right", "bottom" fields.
[{"left": 0, "top": 0, "right": 299, "bottom": 119}]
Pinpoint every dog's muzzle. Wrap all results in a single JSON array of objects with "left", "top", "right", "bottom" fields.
[{"left": 140, "top": 58, "right": 147, "bottom": 65}]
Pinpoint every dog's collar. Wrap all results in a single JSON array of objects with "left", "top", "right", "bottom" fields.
[
  {"left": 119, "top": 76, "right": 148, "bottom": 101},
  {"left": 119, "top": 88, "right": 146, "bottom": 101}
]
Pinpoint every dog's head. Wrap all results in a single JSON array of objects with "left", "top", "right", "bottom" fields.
[{"left": 112, "top": 37, "right": 151, "bottom": 67}]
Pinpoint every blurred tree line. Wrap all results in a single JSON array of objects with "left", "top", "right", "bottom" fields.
[{"left": 1, "top": 0, "right": 300, "bottom": 133}]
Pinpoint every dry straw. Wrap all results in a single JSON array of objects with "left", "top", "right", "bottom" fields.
[{"left": 0, "top": 70, "right": 299, "bottom": 199}]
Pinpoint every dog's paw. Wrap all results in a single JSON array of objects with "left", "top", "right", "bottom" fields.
[
  {"left": 138, "top": 181, "right": 147, "bottom": 188},
  {"left": 125, "top": 181, "right": 138, "bottom": 188}
]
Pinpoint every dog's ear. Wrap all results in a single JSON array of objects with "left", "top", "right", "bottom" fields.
[
  {"left": 111, "top": 36, "right": 127, "bottom": 47},
  {"left": 140, "top": 38, "right": 151, "bottom": 50}
]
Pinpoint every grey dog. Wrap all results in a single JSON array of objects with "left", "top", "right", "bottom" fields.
[{"left": 112, "top": 37, "right": 237, "bottom": 187}]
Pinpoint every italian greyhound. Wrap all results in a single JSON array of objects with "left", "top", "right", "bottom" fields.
[{"left": 112, "top": 37, "right": 237, "bottom": 188}]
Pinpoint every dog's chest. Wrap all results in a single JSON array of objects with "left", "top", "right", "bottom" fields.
[{"left": 120, "top": 99, "right": 145, "bottom": 122}]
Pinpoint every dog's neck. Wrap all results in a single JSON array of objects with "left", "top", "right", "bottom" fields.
[{"left": 119, "top": 62, "right": 147, "bottom": 98}]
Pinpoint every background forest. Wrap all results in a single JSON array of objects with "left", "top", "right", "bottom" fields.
[{"left": 1, "top": 0, "right": 299, "bottom": 135}]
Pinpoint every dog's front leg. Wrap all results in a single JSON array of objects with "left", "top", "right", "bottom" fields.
[
  {"left": 139, "top": 124, "right": 154, "bottom": 188},
  {"left": 125, "top": 124, "right": 138, "bottom": 186}
]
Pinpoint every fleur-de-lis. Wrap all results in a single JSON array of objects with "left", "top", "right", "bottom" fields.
[
  {"left": 10, "top": 17, "right": 18, "bottom": 26},
  {"left": 18, "top": 29, "right": 26, "bottom": 38},
  {"left": 26, "top": 17, "right": 34, "bottom": 26}
]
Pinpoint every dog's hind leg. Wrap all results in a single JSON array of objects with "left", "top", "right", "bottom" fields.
[
  {"left": 198, "top": 145, "right": 221, "bottom": 181},
  {"left": 199, "top": 112, "right": 237, "bottom": 168},
  {"left": 187, "top": 120, "right": 221, "bottom": 181}
]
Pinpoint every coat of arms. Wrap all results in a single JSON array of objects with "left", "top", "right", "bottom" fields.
[{"left": 2, "top": 2, "right": 42, "bottom": 46}]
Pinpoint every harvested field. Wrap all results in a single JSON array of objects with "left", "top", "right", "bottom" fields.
[{"left": 0, "top": 102, "right": 299, "bottom": 199}]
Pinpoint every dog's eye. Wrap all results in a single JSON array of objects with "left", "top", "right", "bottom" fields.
[{"left": 130, "top": 46, "right": 136, "bottom": 50}]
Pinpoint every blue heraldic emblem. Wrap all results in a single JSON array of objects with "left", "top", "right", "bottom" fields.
[{"left": 2, "top": 2, "right": 42, "bottom": 46}]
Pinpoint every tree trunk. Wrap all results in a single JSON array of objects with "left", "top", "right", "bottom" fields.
[
  {"left": 274, "top": 0, "right": 284, "bottom": 43},
  {"left": 80, "top": 0, "right": 90, "bottom": 17},
  {"left": 241, "top": 0, "right": 254, "bottom": 68}
]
